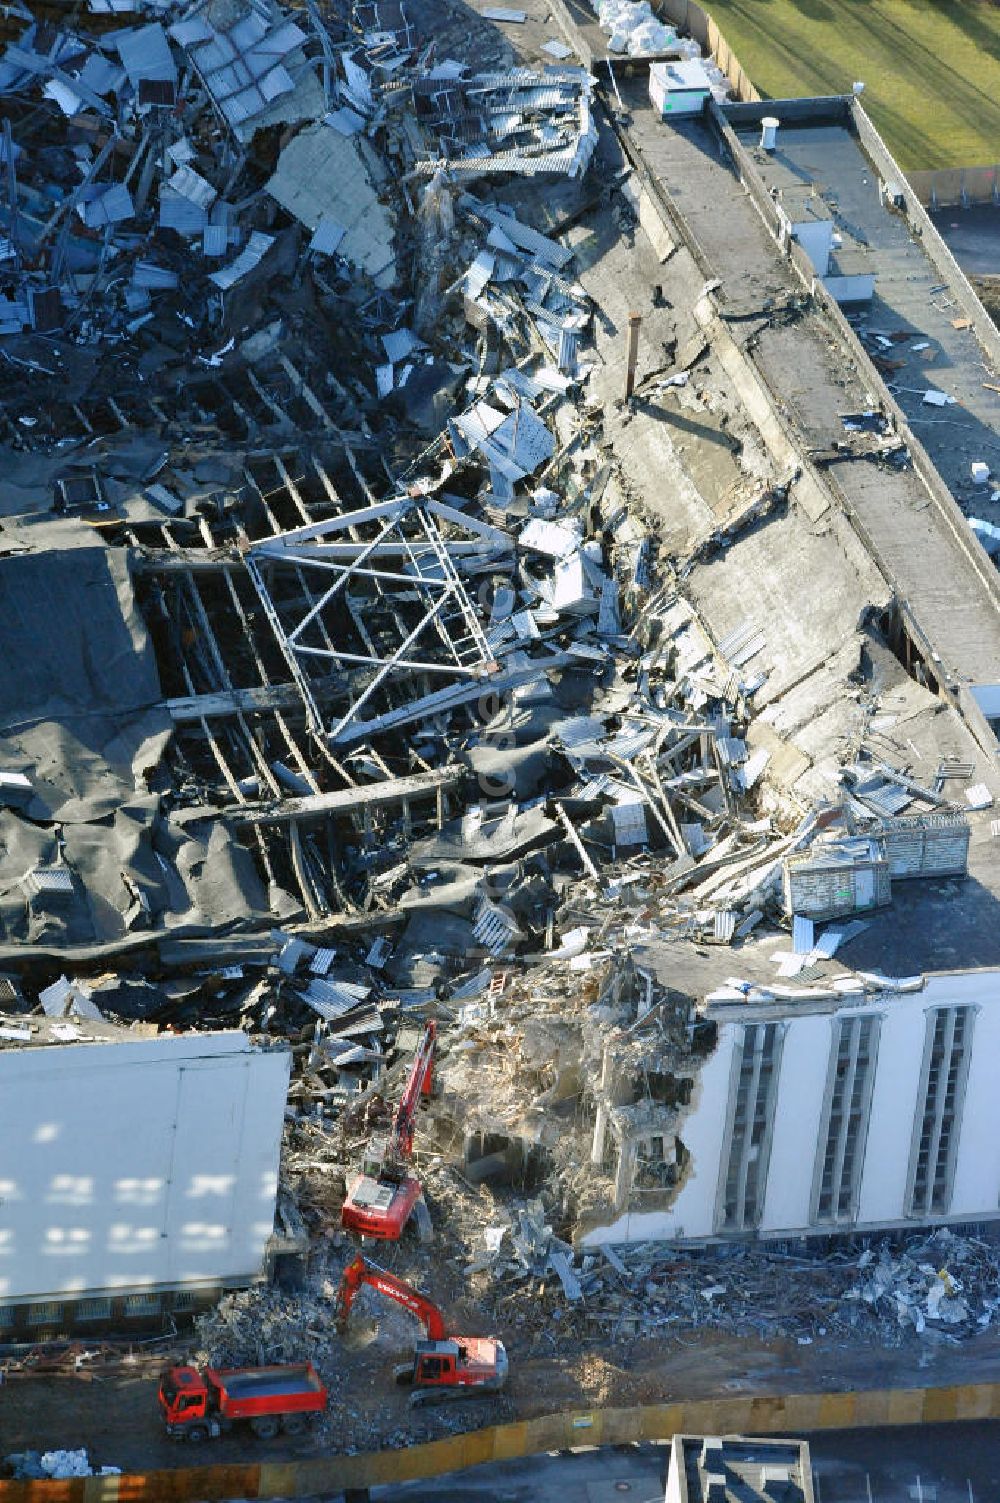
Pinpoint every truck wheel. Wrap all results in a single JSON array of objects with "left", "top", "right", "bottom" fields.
[
  {"left": 186, "top": 1426, "right": 209, "bottom": 1444},
  {"left": 281, "top": 1414, "right": 307, "bottom": 1436},
  {"left": 251, "top": 1416, "right": 280, "bottom": 1440}
]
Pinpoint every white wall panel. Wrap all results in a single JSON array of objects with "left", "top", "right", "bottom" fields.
[{"left": 0, "top": 1033, "right": 289, "bottom": 1302}]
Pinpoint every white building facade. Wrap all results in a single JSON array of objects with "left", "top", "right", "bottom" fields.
[
  {"left": 0, "top": 1028, "right": 290, "bottom": 1332},
  {"left": 584, "top": 969, "right": 1000, "bottom": 1245}
]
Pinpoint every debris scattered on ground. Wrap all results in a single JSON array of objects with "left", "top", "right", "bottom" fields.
[{"left": 2, "top": 1449, "right": 121, "bottom": 1480}]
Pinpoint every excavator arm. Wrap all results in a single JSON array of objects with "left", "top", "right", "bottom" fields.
[
  {"left": 335, "top": 1255, "right": 447, "bottom": 1341},
  {"left": 387, "top": 1020, "right": 436, "bottom": 1166}
]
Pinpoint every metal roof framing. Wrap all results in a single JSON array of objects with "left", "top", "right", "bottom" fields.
[{"left": 247, "top": 497, "right": 502, "bottom": 743}]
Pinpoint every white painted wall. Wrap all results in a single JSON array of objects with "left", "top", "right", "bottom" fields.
[
  {"left": 582, "top": 970, "right": 1000, "bottom": 1246},
  {"left": 855, "top": 998, "right": 924, "bottom": 1223},
  {"left": 759, "top": 1013, "right": 829, "bottom": 1230},
  {"left": 0, "top": 1032, "right": 290, "bottom": 1302},
  {"left": 663, "top": 1438, "right": 685, "bottom": 1503},
  {"left": 823, "top": 272, "right": 876, "bottom": 304},
  {"left": 934, "top": 973, "right": 1000, "bottom": 1218}
]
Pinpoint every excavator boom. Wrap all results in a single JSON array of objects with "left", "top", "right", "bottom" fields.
[
  {"left": 336, "top": 1255, "right": 446, "bottom": 1340},
  {"left": 388, "top": 1019, "right": 436, "bottom": 1167},
  {"left": 335, "top": 1255, "right": 509, "bottom": 1400}
]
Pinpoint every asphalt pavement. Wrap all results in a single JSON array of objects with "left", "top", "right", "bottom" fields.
[{"left": 369, "top": 1421, "right": 1000, "bottom": 1502}]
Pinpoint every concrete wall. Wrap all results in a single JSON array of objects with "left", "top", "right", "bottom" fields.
[
  {"left": 0, "top": 1031, "right": 290, "bottom": 1306},
  {"left": 848, "top": 99, "right": 1000, "bottom": 370},
  {"left": 908, "top": 165, "right": 1000, "bottom": 209},
  {"left": 582, "top": 971, "right": 1000, "bottom": 1245}
]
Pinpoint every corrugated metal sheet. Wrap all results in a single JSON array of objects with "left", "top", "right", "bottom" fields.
[
  {"left": 299, "top": 976, "right": 370, "bottom": 1021},
  {"left": 792, "top": 914, "right": 815, "bottom": 954},
  {"left": 473, "top": 201, "right": 573, "bottom": 268},
  {"left": 132, "top": 260, "right": 180, "bottom": 289},
  {"left": 557, "top": 327, "right": 578, "bottom": 372},
  {"left": 713, "top": 909, "right": 736, "bottom": 943},
  {"left": 811, "top": 925, "right": 845, "bottom": 961},
  {"left": 202, "top": 223, "right": 229, "bottom": 257},
  {"left": 209, "top": 229, "right": 274, "bottom": 289},
  {"left": 473, "top": 898, "right": 519, "bottom": 955},
  {"left": 166, "top": 164, "right": 216, "bottom": 208},
  {"left": 159, "top": 188, "right": 208, "bottom": 234}
]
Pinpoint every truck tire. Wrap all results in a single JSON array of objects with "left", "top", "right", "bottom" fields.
[
  {"left": 186, "top": 1426, "right": 209, "bottom": 1444},
  {"left": 281, "top": 1414, "right": 307, "bottom": 1436},
  {"left": 250, "top": 1416, "right": 280, "bottom": 1440}
]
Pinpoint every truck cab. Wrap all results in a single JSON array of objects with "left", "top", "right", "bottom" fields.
[{"left": 159, "top": 1366, "right": 216, "bottom": 1437}]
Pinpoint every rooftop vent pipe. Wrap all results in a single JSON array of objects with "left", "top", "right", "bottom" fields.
[{"left": 760, "top": 116, "right": 779, "bottom": 151}]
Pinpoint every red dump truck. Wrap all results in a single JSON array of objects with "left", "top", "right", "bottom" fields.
[{"left": 159, "top": 1361, "right": 327, "bottom": 1441}]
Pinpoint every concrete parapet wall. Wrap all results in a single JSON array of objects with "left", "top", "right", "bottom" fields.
[
  {"left": 3, "top": 1384, "right": 1000, "bottom": 1499},
  {"left": 848, "top": 100, "right": 1000, "bottom": 372},
  {"left": 710, "top": 100, "right": 1000, "bottom": 760},
  {"left": 908, "top": 165, "right": 1000, "bottom": 209}
]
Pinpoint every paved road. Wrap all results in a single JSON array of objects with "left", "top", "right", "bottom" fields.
[{"left": 369, "top": 1421, "right": 1000, "bottom": 1502}]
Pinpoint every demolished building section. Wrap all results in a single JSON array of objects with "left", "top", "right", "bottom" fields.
[{"left": 0, "top": 0, "right": 999, "bottom": 1401}]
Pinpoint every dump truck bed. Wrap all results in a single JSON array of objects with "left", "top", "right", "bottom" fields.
[{"left": 209, "top": 1364, "right": 327, "bottom": 1417}]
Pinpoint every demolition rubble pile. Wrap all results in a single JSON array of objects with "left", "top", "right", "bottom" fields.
[
  {"left": 571, "top": 1228, "right": 1000, "bottom": 1347},
  {"left": 2, "top": 0, "right": 999, "bottom": 1419},
  {"left": 0, "top": 0, "right": 981, "bottom": 1234}
]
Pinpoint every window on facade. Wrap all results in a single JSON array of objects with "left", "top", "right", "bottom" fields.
[
  {"left": 124, "top": 1291, "right": 162, "bottom": 1317},
  {"left": 718, "top": 1022, "right": 782, "bottom": 1231},
  {"left": 813, "top": 1014, "right": 880, "bottom": 1224},
  {"left": 76, "top": 1297, "right": 113, "bottom": 1322},
  {"left": 0, "top": 1305, "right": 15, "bottom": 1328},
  {"left": 634, "top": 1133, "right": 673, "bottom": 1190},
  {"left": 26, "top": 1301, "right": 63, "bottom": 1326},
  {"left": 909, "top": 1006, "right": 974, "bottom": 1217}
]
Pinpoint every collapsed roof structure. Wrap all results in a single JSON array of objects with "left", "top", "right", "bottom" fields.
[{"left": 0, "top": 0, "right": 999, "bottom": 1436}]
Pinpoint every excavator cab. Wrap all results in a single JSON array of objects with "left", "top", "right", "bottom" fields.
[{"left": 411, "top": 1340, "right": 461, "bottom": 1387}]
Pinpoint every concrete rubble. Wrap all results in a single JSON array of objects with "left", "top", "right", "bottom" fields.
[{"left": 2, "top": 0, "right": 1000, "bottom": 1465}]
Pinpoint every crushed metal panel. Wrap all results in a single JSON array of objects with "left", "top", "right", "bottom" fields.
[
  {"left": 209, "top": 230, "right": 275, "bottom": 290},
  {"left": 266, "top": 121, "right": 396, "bottom": 288},
  {"left": 116, "top": 23, "right": 177, "bottom": 86}
]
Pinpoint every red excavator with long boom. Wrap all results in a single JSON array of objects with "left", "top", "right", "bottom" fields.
[
  {"left": 335, "top": 1254, "right": 508, "bottom": 1403},
  {"left": 341, "top": 1018, "right": 435, "bottom": 1239}
]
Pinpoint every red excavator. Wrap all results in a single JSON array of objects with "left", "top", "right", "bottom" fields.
[
  {"left": 341, "top": 1019, "right": 436, "bottom": 1239},
  {"left": 335, "top": 1254, "right": 508, "bottom": 1404}
]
